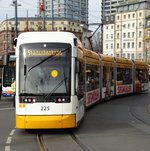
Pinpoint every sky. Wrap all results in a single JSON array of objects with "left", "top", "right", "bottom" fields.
[{"left": 0, "top": 0, "right": 101, "bottom": 32}]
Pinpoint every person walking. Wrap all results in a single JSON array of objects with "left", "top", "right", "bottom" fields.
[{"left": 11, "top": 80, "right": 16, "bottom": 107}]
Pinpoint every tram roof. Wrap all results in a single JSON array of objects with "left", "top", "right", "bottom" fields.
[
  {"left": 133, "top": 60, "right": 149, "bottom": 69},
  {"left": 17, "top": 32, "right": 77, "bottom": 45},
  {"left": 115, "top": 57, "right": 133, "bottom": 65},
  {"left": 100, "top": 54, "right": 114, "bottom": 62}
]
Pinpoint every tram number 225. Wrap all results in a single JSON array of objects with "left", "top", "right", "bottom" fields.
[{"left": 41, "top": 106, "right": 50, "bottom": 111}]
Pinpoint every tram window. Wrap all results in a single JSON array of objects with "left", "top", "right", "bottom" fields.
[
  {"left": 123, "top": 68, "right": 132, "bottom": 84},
  {"left": 117, "top": 68, "right": 132, "bottom": 85},
  {"left": 117, "top": 68, "right": 123, "bottom": 82},
  {"left": 136, "top": 69, "right": 148, "bottom": 83},
  {"left": 77, "top": 61, "right": 85, "bottom": 99},
  {"left": 86, "top": 64, "right": 99, "bottom": 91}
]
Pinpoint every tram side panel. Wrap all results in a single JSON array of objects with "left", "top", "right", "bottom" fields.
[{"left": 115, "top": 58, "right": 134, "bottom": 96}]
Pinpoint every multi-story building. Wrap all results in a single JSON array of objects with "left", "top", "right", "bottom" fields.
[
  {"left": 0, "top": 17, "right": 83, "bottom": 56},
  {"left": 144, "top": 15, "right": 150, "bottom": 63},
  {"left": 103, "top": 0, "right": 150, "bottom": 63},
  {"left": 101, "top": 0, "right": 127, "bottom": 20},
  {"left": 38, "top": 0, "right": 88, "bottom": 25}
]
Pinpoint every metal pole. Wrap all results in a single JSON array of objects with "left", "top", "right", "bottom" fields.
[
  {"left": 52, "top": 0, "right": 54, "bottom": 31},
  {"left": 42, "top": 0, "right": 45, "bottom": 31},
  {"left": 14, "top": 0, "right": 18, "bottom": 38},
  {"left": 3, "top": 14, "right": 9, "bottom": 66}
]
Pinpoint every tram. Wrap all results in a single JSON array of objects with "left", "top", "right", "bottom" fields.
[{"left": 14, "top": 32, "right": 149, "bottom": 129}]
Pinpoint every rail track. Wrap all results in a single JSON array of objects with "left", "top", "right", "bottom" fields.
[{"left": 37, "top": 130, "right": 91, "bottom": 151}]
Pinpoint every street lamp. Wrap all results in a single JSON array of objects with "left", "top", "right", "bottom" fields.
[{"left": 11, "top": 0, "right": 21, "bottom": 38}]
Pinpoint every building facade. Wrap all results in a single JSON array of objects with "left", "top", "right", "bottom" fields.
[
  {"left": 38, "top": 0, "right": 88, "bottom": 25},
  {"left": 0, "top": 17, "right": 83, "bottom": 56},
  {"left": 103, "top": 0, "right": 150, "bottom": 63}
]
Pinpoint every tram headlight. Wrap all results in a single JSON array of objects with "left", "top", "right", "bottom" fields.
[
  {"left": 54, "top": 96, "right": 70, "bottom": 103},
  {"left": 23, "top": 98, "right": 36, "bottom": 103}
]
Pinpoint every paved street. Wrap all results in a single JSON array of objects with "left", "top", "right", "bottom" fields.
[{"left": 1, "top": 87, "right": 150, "bottom": 151}]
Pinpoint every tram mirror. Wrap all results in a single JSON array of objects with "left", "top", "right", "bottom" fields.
[
  {"left": 75, "top": 59, "right": 79, "bottom": 73},
  {"left": 13, "top": 38, "right": 17, "bottom": 48},
  {"left": 74, "top": 38, "right": 77, "bottom": 46}
]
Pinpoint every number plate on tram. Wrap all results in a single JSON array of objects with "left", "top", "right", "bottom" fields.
[{"left": 41, "top": 106, "right": 50, "bottom": 111}]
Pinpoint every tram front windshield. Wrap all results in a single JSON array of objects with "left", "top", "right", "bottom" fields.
[{"left": 19, "top": 43, "right": 71, "bottom": 96}]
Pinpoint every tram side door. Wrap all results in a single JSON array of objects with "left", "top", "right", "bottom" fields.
[
  {"left": 75, "top": 59, "right": 85, "bottom": 121},
  {"left": 102, "top": 65, "right": 113, "bottom": 99}
]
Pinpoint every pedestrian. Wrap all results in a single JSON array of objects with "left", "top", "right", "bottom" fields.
[
  {"left": 0, "top": 78, "right": 2, "bottom": 100},
  {"left": 11, "top": 80, "right": 16, "bottom": 107}
]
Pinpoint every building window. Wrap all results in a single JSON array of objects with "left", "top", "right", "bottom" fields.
[
  {"left": 132, "top": 23, "right": 135, "bottom": 28},
  {"left": 127, "top": 42, "right": 130, "bottom": 48},
  {"left": 132, "top": 42, "right": 134, "bottom": 48},
  {"left": 111, "top": 43, "right": 113, "bottom": 49},
  {"left": 124, "top": 15, "right": 126, "bottom": 19},
  {"left": 106, "top": 44, "right": 108, "bottom": 49},
  {"left": 111, "top": 16, "right": 114, "bottom": 21},
  {"left": 106, "top": 34, "right": 108, "bottom": 39},
  {"left": 117, "top": 33, "right": 119, "bottom": 39},
  {"left": 127, "top": 53, "right": 130, "bottom": 59},
  {"left": 128, "top": 23, "right": 130, "bottom": 29},
  {"left": 131, "top": 53, "right": 134, "bottom": 59},
  {"left": 123, "top": 43, "right": 126, "bottom": 49},
  {"left": 139, "top": 53, "right": 141, "bottom": 59},
  {"left": 132, "top": 13, "right": 135, "bottom": 18},
  {"left": 106, "top": 17, "right": 109, "bottom": 21},
  {"left": 111, "top": 34, "right": 113, "bottom": 39},
  {"left": 128, "top": 32, "right": 130, "bottom": 38},
  {"left": 128, "top": 14, "right": 130, "bottom": 19},
  {"left": 123, "top": 53, "right": 125, "bottom": 58},
  {"left": 132, "top": 32, "right": 135, "bottom": 38},
  {"left": 117, "top": 43, "right": 119, "bottom": 49},
  {"left": 139, "top": 22, "right": 142, "bottom": 27},
  {"left": 117, "top": 15, "right": 120, "bottom": 20},
  {"left": 147, "top": 21, "right": 150, "bottom": 26},
  {"left": 139, "top": 42, "right": 142, "bottom": 48},
  {"left": 123, "top": 33, "right": 126, "bottom": 38},
  {"left": 139, "top": 31, "right": 142, "bottom": 37},
  {"left": 139, "top": 12, "right": 142, "bottom": 17}
]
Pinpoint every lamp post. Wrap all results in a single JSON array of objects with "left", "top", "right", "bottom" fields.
[{"left": 11, "top": 0, "right": 21, "bottom": 38}]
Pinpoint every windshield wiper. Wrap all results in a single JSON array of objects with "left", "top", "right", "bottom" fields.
[{"left": 44, "top": 77, "right": 68, "bottom": 101}]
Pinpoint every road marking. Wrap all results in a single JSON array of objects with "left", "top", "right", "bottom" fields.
[
  {"left": 6, "top": 137, "right": 12, "bottom": 144},
  {"left": 10, "top": 129, "right": 15, "bottom": 136},
  {"left": 5, "top": 146, "right": 10, "bottom": 151},
  {"left": 0, "top": 108, "right": 14, "bottom": 111},
  {"left": 5, "top": 129, "right": 16, "bottom": 151}
]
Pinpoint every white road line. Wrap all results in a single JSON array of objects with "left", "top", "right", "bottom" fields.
[
  {"left": 6, "top": 137, "right": 12, "bottom": 144},
  {"left": 5, "top": 146, "right": 10, "bottom": 151},
  {"left": 10, "top": 129, "right": 15, "bottom": 136},
  {"left": 0, "top": 108, "right": 14, "bottom": 111},
  {"left": 5, "top": 129, "right": 16, "bottom": 151}
]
